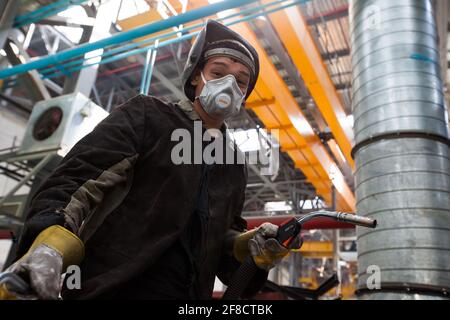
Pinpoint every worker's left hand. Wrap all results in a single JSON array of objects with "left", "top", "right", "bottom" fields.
[
  {"left": 4, "top": 244, "right": 63, "bottom": 300},
  {"left": 248, "top": 222, "right": 302, "bottom": 270}
]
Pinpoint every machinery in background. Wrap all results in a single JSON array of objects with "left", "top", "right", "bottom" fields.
[
  {"left": 0, "top": 93, "right": 108, "bottom": 268},
  {"left": 0, "top": 194, "right": 27, "bottom": 232},
  {"left": 18, "top": 92, "right": 109, "bottom": 157}
]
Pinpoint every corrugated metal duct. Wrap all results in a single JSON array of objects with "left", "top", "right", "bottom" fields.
[{"left": 350, "top": 0, "right": 450, "bottom": 299}]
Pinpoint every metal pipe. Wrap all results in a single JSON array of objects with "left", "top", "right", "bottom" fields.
[
  {"left": 44, "top": 0, "right": 304, "bottom": 78},
  {"left": 140, "top": 39, "right": 159, "bottom": 96},
  {"left": 139, "top": 49, "right": 152, "bottom": 95},
  {"left": 38, "top": 0, "right": 302, "bottom": 78},
  {"left": 245, "top": 215, "right": 357, "bottom": 230},
  {"left": 38, "top": 0, "right": 288, "bottom": 76},
  {"left": 350, "top": 0, "right": 450, "bottom": 300},
  {"left": 14, "top": 0, "right": 90, "bottom": 28},
  {"left": 296, "top": 211, "right": 376, "bottom": 228},
  {"left": 0, "top": 0, "right": 259, "bottom": 79},
  {"left": 306, "top": 4, "right": 349, "bottom": 25},
  {"left": 40, "top": 0, "right": 302, "bottom": 80},
  {"left": 143, "top": 48, "right": 158, "bottom": 95},
  {"left": 96, "top": 47, "right": 190, "bottom": 77},
  {"left": 0, "top": 0, "right": 305, "bottom": 88},
  {"left": 0, "top": 231, "right": 14, "bottom": 240}
]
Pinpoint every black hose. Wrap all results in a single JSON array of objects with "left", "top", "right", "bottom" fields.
[{"left": 222, "top": 256, "right": 259, "bottom": 300}]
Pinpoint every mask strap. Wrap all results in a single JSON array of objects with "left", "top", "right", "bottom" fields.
[
  {"left": 200, "top": 72, "right": 208, "bottom": 84},
  {"left": 194, "top": 72, "right": 208, "bottom": 101}
]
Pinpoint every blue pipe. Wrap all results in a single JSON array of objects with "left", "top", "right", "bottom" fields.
[
  {"left": 42, "top": 0, "right": 305, "bottom": 78},
  {"left": 39, "top": 0, "right": 292, "bottom": 77},
  {"left": 14, "top": 0, "right": 88, "bottom": 28},
  {"left": 143, "top": 49, "right": 158, "bottom": 95},
  {"left": 144, "top": 40, "right": 159, "bottom": 95},
  {"left": 139, "top": 48, "right": 152, "bottom": 95},
  {"left": 0, "top": 0, "right": 258, "bottom": 79},
  {"left": 43, "top": 29, "right": 200, "bottom": 79},
  {"left": 42, "top": 0, "right": 305, "bottom": 79}
]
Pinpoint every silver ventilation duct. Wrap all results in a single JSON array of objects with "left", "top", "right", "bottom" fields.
[{"left": 350, "top": 0, "right": 450, "bottom": 299}]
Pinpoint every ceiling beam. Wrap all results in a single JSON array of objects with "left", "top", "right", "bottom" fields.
[
  {"left": 306, "top": 4, "right": 349, "bottom": 25},
  {"left": 228, "top": 14, "right": 355, "bottom": 211},
  {"left": 261, "top": 1, "right": 355, "bottom": 168}
]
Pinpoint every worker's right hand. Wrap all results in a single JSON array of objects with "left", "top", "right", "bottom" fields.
[
  {"left": 233, "top": 223, "right": 302, "bottom": 270},
  {"left": 4, "top": 225, "right": 85, "bottom": 300},
  {"left": 247, "top": 223, "right": 302, "bottom": 270},
  {"left": 5, "top": 244, "right": 63, "bottom": 300}
]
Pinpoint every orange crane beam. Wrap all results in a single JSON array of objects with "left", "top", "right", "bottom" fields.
[
  {"left": 228, "top": 19, "right": 355, "bottom": 211},
  {"left": 261, "top": 1, "right": 355, "bottom": 168},
  {"left": 295, "top": 241, "right": 334, "bottom": 258}
]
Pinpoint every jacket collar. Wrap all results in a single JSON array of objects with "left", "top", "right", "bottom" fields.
[
  {"left": 176, "top": 99, "right": 228, "bottom": 133},
  {"left": 176, "top": 99, "right": 201, "bottom": 121}
]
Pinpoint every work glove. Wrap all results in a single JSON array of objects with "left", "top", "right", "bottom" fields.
[
  {"left": 3, "top": 225, "right": 84, "bottom": 300},
  {"left": 233, "top": 222, "right": 303, "bottom": 271}
]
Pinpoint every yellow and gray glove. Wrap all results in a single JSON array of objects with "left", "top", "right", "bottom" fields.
[
  {"left": 4, "top": 225, "right": 84, "bottom": 300},
  {"left": 233, "top": 222, "right": 302, "bottom": 271}
]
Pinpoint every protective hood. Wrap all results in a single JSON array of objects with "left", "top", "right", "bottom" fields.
[{"left": 181, "top": 19, "right": 259, "bottom": 102}]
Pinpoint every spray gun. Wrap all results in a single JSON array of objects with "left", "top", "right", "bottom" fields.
[
  {"left": 222, "top": 211, "right": 377, "bottom": 300},
  {"left": 276, "top": 211, "right": 376, "bottom": 247}
]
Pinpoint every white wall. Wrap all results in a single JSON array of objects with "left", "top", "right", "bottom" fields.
[{"left": 0, "top": 239, "right": 12, "bottom": 270}]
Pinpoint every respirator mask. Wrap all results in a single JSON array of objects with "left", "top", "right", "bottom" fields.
[{"left": 197, "top": 72, "right": 245, "bottom": 120}]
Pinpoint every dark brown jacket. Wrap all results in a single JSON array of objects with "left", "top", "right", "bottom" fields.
[{"left": 16, "top": 94, "right": 267, "bottom": 299}]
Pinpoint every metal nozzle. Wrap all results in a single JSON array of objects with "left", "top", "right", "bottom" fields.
[
  {"left": 336, "top": 212, "right": 377, "bottom": 228},
  {"left": 295, "top": 211, "right": 377, "bottom": 229}
]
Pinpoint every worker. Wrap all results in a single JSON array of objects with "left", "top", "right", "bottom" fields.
[{"left": 3, "top": 20, "right": 302, "bottom": 300}]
